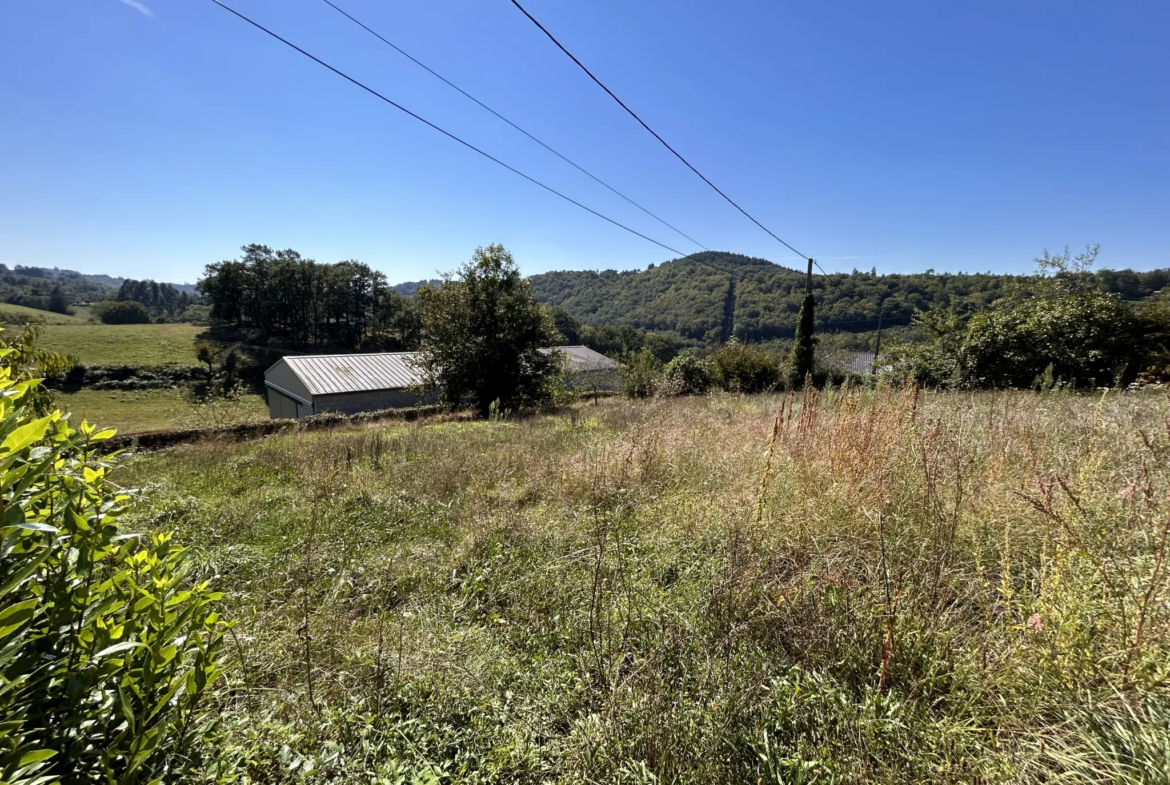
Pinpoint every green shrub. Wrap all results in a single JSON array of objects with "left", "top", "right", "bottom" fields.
[
  {"left": 0, "top": 339, "right": 228, "bottom": 783},
  {"left": 662, "top": 352, "right": 714, "bottom": 395},
  {"left": 712, "top": 340, "right": 781, "bottom": 393},
  {"left": 94, "top": 300, "right": 152, "bottom": 325},
  {"left": 619, "top": 349, "right": 662, "bottom": 398},
  {"left": 896, "top": 290, "right": 1144, "bottom": 388}
]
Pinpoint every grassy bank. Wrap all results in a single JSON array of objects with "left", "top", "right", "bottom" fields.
[
  {"left": 38, "top": 322, "right": 203, "bottom": 365},
  {"left": 59, "top": 387, "right": 267, "bottom": 433},
  {"left": 0, "top": 302, "right": 91, "bottom": 324},
  {"left": 119, "top": 389, "right": 1170, "bottom": 783}
]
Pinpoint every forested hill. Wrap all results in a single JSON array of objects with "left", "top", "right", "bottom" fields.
[{"left": 526, "top": 252, "right": 1170, "bottom": 342}]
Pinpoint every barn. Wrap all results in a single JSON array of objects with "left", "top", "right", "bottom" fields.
[{"left": 264, "top": 346, "right": 619, "bottom": 419}]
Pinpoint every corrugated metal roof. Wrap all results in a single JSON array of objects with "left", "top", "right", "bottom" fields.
[
  {"left": 281, "top": 353, "right": 422, "bottom": 396},
  {"left": 276, "top": 346, "right": 618, "bottom": 397},
  {"left": 848, "top": 352, "right": 876, "bottom": 374},
  {"left": 547, "top": 345, "right": 620, "bottom": 372}
]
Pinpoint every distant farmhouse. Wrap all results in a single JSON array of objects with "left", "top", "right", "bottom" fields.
[{"left": 263, "top": 346, "right": 618, "bottom": 419}]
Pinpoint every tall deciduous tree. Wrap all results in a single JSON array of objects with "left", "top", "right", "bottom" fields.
[
  {"left": 196, "top": 245, "right": 421, "bottom": 351},
  {"left": 415, "top": 245, "right": 560, "bottom": 415}
]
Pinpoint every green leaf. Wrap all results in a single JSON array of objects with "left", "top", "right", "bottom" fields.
[
  {"left": 119, "top": 686, "right": 137, "bottom": 736},
  {"left": 15, "top": 522, "right": 57, "bottom": 534},
  {"left": 0, "top": 547, "right": 51, "bottom": 598},
  {"left": 0, "top": 415, "right": 52, "bottom": 455},
  {"left": 18, "top": 749, "right": 56, "bottom": 766},
  {"left": 149, "top": 678, "right": 185, "bottom": 722},
  {"left": 0, "top": 599, "right": 38, "bottom": 637},
  {"left": 94, "top": 640, "right": 145, "bottom": 660}
]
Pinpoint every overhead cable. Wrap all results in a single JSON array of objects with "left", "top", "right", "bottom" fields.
[
  {"left": 316, "top": 0, "right": 706, "bottom": 250},
  {"left": 507, "top": 0, "right": 810, "bottom": 262}
]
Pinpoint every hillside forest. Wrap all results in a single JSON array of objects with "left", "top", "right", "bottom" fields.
[
  {"left": 0, "top": 263, "right": 201, "bottom": 320},
  {"left": 526, "top": 251, "right": 1170, "bottom": 341},
  {"left": 196, "top": 244, "right": 1169, "bottom": 355}
]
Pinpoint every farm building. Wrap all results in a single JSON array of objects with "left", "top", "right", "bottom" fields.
[{"left": 264, "top": 345, "right": 619, "bottom": 419}]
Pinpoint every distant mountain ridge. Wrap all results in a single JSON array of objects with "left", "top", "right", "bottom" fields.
[
  {"left": 80, "top": 272, "right": 199, "bottom": 296},
  {"left": 521, "top": 252, "right": 1170, "bottom": 342},
  {"left": 391, "top": 279, "right": 442, "bottom": 296},
  {"left": 0, "top": 265, "right": 199, "bottom": 296}
]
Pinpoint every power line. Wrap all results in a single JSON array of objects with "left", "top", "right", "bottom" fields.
[
  {"left": 208, "top": 4, "right": 805, "bottom": 292},
  {"left": 213, "top": 3, "right": 762, "bottom": 285},
  {"left": 210, "top": 0, "right": 692, "bottom": 261},
  {"left": 507, "top": 0, "right": 810, "bottom": 262},
  {"left": 316, "top": 0, "right": 706, "bottom": 251}
]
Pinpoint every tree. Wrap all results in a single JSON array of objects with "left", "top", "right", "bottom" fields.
[
  {"left": 94, "top": 299, "right": 151, "bottom": 324},
  {"left": 787, "top": 292, "right": 816, "bottom": 388},
  {"left": 196, "top": 245, "right": 414, "bottom": 351},
  {"left": 195, "top": 343, "right": 217, "bottom": 383},
  {"left": 415, "top": 245, "right": 561, "bottom": 416},
  {"left": 547, "top": 305, "right": 581, "bottom": 345},
  {"left": 47, "top": 285, "right": 68, "bottom": 315}
]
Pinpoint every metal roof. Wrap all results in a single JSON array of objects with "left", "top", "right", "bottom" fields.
[
  {"left": 547, "top": 345, "right": 620, "bottom": 373},
  {"left": 274, "top": 346, "right": 618, "bottom": 397},
  {"left": 279, "top": 353, "right": 422, "bottom": 396},
  {"left": 847, "top": 352, "right": 876, "bottom": 374}
]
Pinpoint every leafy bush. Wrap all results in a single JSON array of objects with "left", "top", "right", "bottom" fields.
[
  {"left": 711, "top": 340, "right": 781, "bottom": 393},
  {"left": 0, "top": 338, "right": 228, "bottom": 783},
  {"left": 662, "top": 352, "right": 714, "bottom": 395},
  {"left": 94, "top": 299, "right": 152, "bottom": 325},
  {"left": 619, "top": 349, "right": 662, "bottom": 398},
  {"left": 896, "top": 290, "right": 1145, "bottom": 388}
]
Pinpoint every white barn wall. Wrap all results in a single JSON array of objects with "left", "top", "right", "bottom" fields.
[{"left": 264, "top": 359, "right": 316, "bottom": 419}]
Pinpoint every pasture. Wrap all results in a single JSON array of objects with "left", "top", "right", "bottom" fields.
[
  {"left": 59, "top": 387, "right": 267, "bottom": 433},
  {"left": 0, "top": 302, "right": 90, "bottom": 325},
  {"left": 36, "top": 322, "right": 203, "bottom": 366},
  {"left": 116, "top": 389, "right": 1170, "bottom": 783}
]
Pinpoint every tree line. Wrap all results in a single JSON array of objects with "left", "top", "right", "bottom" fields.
[
  {"left": 115, "top": 278, "right": 198, "bottom": 317},
  {"left": 0, "top": 265, "right": 113, "bottom": 313},
  {"left": 196, "top": 244, "right": 420, "bottom": 350},
  {"left": 528, "top": 250, "right": 1170, "bottom": 342}
]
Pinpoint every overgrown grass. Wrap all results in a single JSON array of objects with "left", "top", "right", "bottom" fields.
[
  {"left": 37, "top": 322, "right": 203, "bottom": 365},
  {"left": 119, "top": 388, "right": 1170, "bottom": 783},
  {"left": 59, "top": 387, "right": 267, "bottom": 433}
]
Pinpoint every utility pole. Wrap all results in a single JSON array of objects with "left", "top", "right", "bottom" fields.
[
  {"left": 872, "top": 307, "right": 884, "bottom": 374},
  {"left": 806, "top": 258, "right": 814, "bottom": 294}
]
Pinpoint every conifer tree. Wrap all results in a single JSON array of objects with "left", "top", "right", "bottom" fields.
[{"left": 787, "top": 291, "right": 816, "bottom": 388}]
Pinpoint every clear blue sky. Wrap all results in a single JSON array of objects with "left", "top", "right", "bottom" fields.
[{"left": 2, "top": 0, "right": 1167, "bottom": 284}]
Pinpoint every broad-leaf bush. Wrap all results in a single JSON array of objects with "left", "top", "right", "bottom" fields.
[
  {"left": 711, "top": 340, "right": 781, "bottom": 393},
  {"left": 895, "top": 290, "right": 1144, "bottom": 388},
  {"left": 0, "top": 335, "right": 228, "bottom": 783},
  {"left": 662, "top": 353, "right": 714, "bottom": 396},
  {"left": 618, "top": 349, "right": 662, "bottom": 398}
]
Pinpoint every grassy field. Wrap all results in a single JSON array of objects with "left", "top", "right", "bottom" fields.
[
  {"left": 58, "top": 387, "right": 267, "bottom": 433},
  {"left": 116, "top": 389, "right": 1170, "bottom": 783},
  {"left": 0, "top": 302, "right": 90, "bottom": 325},
  {"left": 36, "top": 322, "right": 203, "bottom": 366}
]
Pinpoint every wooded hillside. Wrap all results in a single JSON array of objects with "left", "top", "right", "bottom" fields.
[{"left": 526, "top": 252, "right": 1170, "bottom": 341}]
